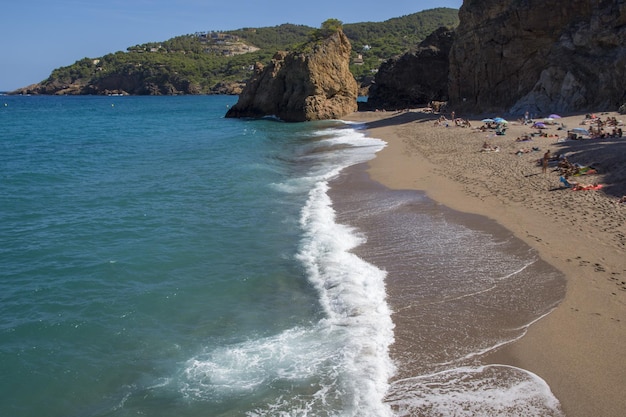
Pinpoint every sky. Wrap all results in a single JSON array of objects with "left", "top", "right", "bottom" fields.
[{"left": 0, "top": 1, "right": 462, "bottom": 91}]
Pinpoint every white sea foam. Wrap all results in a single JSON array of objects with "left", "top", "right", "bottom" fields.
[
  {"left": 181, "top": 326, "right": 334, "bottom": 401},
  {"left": 181, "top": 125, "right": 393, "bottom": 416},
  {"left": 272, "top": 125, "right": 385, "bottom": 196},
  {"left": 291, "top": 125, "right": 394, "bottom": 416},
  {"left": 387, "top": 365, "right": 564, "bottom": 417}
]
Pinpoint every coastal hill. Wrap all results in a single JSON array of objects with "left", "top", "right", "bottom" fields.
[
  {"left": 9, "top": 8, "right": 459, "bottom": 96},
  {"left": 225, "top": 21, "right": 357, "bottom": 122}
]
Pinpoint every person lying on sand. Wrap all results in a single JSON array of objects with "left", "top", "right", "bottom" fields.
[
  {"left": 572, "top": 183, "right": 603, "bottom": 191},
  {"left": 559, "top": 176, "right": 602, "bottom": 191}
]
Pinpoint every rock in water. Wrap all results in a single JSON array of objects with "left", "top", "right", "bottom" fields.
[{"left": 225, "top": 29, "right": 358, "bottom": 122}]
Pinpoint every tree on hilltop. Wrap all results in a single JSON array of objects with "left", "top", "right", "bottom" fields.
[{"left": 313, "top": 19, "right": 343, "bottom": 39}]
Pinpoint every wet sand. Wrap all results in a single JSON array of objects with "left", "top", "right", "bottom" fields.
[{"left": 344, "top": 109, "right": 626, "bottom": 417}]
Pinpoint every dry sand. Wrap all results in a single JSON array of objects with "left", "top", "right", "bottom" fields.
[{"left": 344, "top": 109, "right": 626, "bottom": 417}]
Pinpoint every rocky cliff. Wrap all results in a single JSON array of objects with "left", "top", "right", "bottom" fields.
[
  {"left": 225, "top": 29, "right": 358, "bottom": 122},
  {"left": 449, "top": 0, "right": 626, "bottom": 114},
  {"left": 366, "top": 27, "right": 454, "bottom": 110},
  {"left": 13, "top": 74, "right": 212, "bottom": 96}
]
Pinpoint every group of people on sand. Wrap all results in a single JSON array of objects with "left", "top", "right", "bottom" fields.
[
  {"left": 430, "top": 109, "right": 624, "bottom": 201},
  {"left": 581, "top": 114, "right": 624, "bottom": 138},
  {"left": 543, "top": 151, "right": 604, "bottom": 191},
  {"left": 541, "top": 151, "right": 598, "bottom": 178},
  {"left": 433, "top": 113, "right": 472, "bottom": 128},
  {"left": 557, "top": 157, "right": 598, "bottom": 177},
  {"left": 589, "top": 125, "right": 623, "bottom": 139}
]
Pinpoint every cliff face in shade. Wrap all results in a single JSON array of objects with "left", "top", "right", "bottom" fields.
[
  {"left": 448, "top": 0, "right": 626, "bottom": 114},
  {"left": 367, "top": 27, "right": 455, "bottom": 110},
  {"left": 225, "top": 29, "right": 358, "bottom": 122}
]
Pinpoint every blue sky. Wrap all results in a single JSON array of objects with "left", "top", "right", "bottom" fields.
[{"left": 0, "top": 1, "right": 462, "bottom": 91}]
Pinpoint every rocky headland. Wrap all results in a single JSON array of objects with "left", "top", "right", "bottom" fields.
[
  {"left": 12, "top": 75, "right": 245, "bottom": 97},
  {"left": 448, "top": 0, "right": 626, "bottom": 114},
  {"left": 366, "top": 27, "right": 455, "bottom": 111},
  {"left": 363, "top": 1, "right": 626, "bottom": 115},
  {"left": 225, "top": 27, "right": 358, "bottom": 122}
]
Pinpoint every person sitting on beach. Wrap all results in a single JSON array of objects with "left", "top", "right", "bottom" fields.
[
  {"left": 480, "top": 141, "right": 499, "bottom": 152},
  {"left": 455, "top": 118, "right": 471, "bottom": 128},
  {"left": 433, "top": 115, "right": 449, "bottom": 127},
  {"left": 558, "top": 156, "right": 574, "bottom": 174},
  {"left": 558, "top": 156, "right": 569, "bottom": 166}
]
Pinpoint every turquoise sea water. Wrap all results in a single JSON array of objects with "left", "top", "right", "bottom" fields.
[
  {"left": 1, "top": 96, "right": 393, "bottom": 416},
  {"left": 1, "top": 95, "right": 566, "bottom": 416}
]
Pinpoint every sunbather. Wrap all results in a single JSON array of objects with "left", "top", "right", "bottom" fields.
[{"left": 560, "top": 176, "right": 602, "bottom": 191}]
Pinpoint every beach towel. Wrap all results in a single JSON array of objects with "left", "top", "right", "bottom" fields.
[{"left": 572, "top": 166, "right": 598, "bottom": 176}]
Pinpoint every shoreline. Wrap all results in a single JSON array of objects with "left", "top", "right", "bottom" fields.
[{"left": 344, "top": 109, "right": 626, "bottom": 417}]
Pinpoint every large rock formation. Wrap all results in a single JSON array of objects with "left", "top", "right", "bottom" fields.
[
  {"left": 225, "top": 29, "right": 358, "bottom": 122},
  {"left": 449, "top": 0, "right": 626, "bottom": 115},
  {"left": 367, "top": 27, "right": 455, "bottom": 110}
]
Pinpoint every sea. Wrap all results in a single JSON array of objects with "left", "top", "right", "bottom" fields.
[{"left": 0, "top": 95, "right": 566, "bottom": 417}]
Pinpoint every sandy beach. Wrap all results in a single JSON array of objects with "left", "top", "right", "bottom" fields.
[{"left": 345, "top": 109, "right": 626, "bottom": 417}]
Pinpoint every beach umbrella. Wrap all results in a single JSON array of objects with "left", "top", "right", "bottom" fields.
[
  {"left": 549, "top": 114, "right": 562, "bottom": 119},
  {"left": 494, "top": 117, "right": 508, "bottom": 124},
  {"left": 481, "top": 118, "right": 495, "bottom": 123},
  {"left": 533, "top": 122, "right": 547, "bottom": 129}
]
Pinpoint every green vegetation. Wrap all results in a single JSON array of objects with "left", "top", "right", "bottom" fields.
[
  {"left": 227, "top": 24, "right": 313, "bottom": 50},
  {"left": 343, "top": 8, "right": 459, "bottom": 79},
  {"left": 318, "top": 19, "right": 343, "bottom": 37},
  {"left": 48, "top": 37, "right": 278, "bottom": 93},
  {"left": 290, "top": 19, "right": 346, "bottom": 55},
  {"left": 41, "top": 8, "right": 459, "bottom": 94}
]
